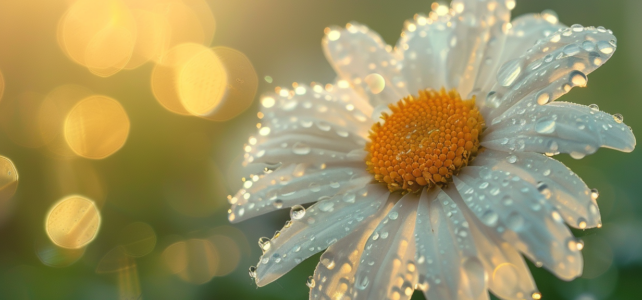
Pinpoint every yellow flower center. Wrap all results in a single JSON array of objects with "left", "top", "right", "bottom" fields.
[{"left": 366, "top": 88, "right": 484, "bottom": 192}]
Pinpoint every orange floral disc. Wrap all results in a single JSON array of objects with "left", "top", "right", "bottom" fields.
[{"left": 366, "top": 88, "right": 485, "bottom": 192}]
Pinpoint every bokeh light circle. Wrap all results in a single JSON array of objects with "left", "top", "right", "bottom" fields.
[
  {"left": 64, "top": 95, "right": 130, "bottom": 159},
  {"left": 177, "top": 48, "right": 228, "bottom": 116},
  {"left": 46, "top": 195, "right": 101, "bottom": 249},
  {"left": 0, "top": 156, "right": 19, "bottom": 223}
]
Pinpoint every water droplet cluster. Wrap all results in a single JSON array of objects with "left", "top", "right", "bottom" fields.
[{"left": 367, "top": 88, "right": 484, "bottom": 192}]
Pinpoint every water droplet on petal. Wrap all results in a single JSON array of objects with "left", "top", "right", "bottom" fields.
[
  {"left": 497, "top": 58, "right": 522, "bottom": 87},
  {"left": 536, "top": 92, "right": 550, "bottom": 105},
  {"left": 306, "top": 276, "right": 316, "bottom": 288},
  {"left": 258, "top": 237, "right": 271, "bottom": 252},
  {"left": 613, "top": 113, "right": 623, "bottom": 123},
  {"left": 290, "top": 205, "right": 306, "bottom": 220},
  {"left": 292, "top": 142, "right": 311, "bottom": 155},
  {"left": 570, "top": 70, "right": 587, "bottom": 87},
  {"left": 589, "top": 104, "right": 599, "bottom": 111},
  {"left": 537, "top": 182, "right": 551, "bottom": 199},
  {"left": 597, "top": 40, "right": 614, "bottom": 54},
  {"left": 481, "top": 210, "right": 499, "bottom": 226},
  {"left": 249, "top": 266, "right": 257, "bottom": 278},
  {"left": 364, "top": 73, "right": 385, "bottom": 94},
  {"left": 535, "top": 117, "right": 556, "bottom": 134},
  {"left": 273, "top": 199, "right": 284, "bottom": 209}
]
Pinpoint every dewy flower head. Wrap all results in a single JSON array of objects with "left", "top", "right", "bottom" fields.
[{"left": 229, "top": 1, "right": 636, "bottom": 299}]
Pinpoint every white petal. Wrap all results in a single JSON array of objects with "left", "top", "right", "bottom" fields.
[
  {"left": 309, "top": 194, "right": 397, "bottom": 300},
  {"left": 229, "top": 164, "right": 371, "bottom": 223},
  {"left": 397, "top": 14, "right": 458, "bottom": 92},
  {"left": 496, "top": 13, "right": 566, "bottom": 79},
  {"left": 323, "top": 22, "right": 409, "bottom": 107},
  {"left": 449, "top": 0, "right": 513, "bottom": 98},
  {"left": 454, "top": 166, "right": 583, "bottom": 280},
  {"left": 448, "top": 186, "right": 538, "bottom": 300},
  {"left": 351, "top": 192, "right": 419, "bottom": 300},
  {"left": 254, "top": 184, "right": 391, "bottom": 286},
  {"left": 482, "top": 102, "right": 635, "bottom": 156},
  {"left": 474, "top": 149, "right": 601, "bottom": 229},
  {"left": 479, "top": 25, "right": 617, "bottom": 120},
  {"left": 415, "top": 188, "right": 489, "bottom": 300}
]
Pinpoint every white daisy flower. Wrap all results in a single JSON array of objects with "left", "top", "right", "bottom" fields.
[{"left": 229, "top": 1, "right": 636, "bottom": 299}]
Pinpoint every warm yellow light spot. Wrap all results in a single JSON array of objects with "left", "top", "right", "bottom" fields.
[
  {"left": 59, "top": 0, "right": 136, "bottom": 76},
  {"left": 532, "top": 291, "right": 542, "bottom": 300},
  {"left": 46, "top": 195, "right": 101, "bottom": 249},
  {"left": 38, "top": 85, "right": 93, "bottom": 158},
  {"left": 0, "top": 156, "right": 18, "bottom": 222},
  {"left": 84, "top": 24, "right": 136, "bottom": 77},
  {"left": 163, "top": 239, "right": 219, "bottom": 284},
  {"left": 147, "top": 0, "right": 216, "bottom": 57},
  {"left": 178, "top": 47, "right": 228, "bottom": 116},
  {"left": 64, "top": 95, "right": 131, "bottom": 159},
  {"left": 119, "top": 222, "right": 157, "bottom": 258},
  {"left": 366, "top": 89, "right": 484, "bottom": 192},
  {"left": 365, "top": 73, "right": 386, "bottom": 94},
  {"left": 152, "top": 43, "right": 209, "bottom": 115},
  {"left": 197, "top": 47, "right": 258, "bottom": 122},
  {"left": 124, "top": 9, "right": 171, "bottom": 69}
]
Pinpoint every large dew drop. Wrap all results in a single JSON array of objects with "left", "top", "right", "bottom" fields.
[
  {"left": 290, "top": 205, "right": 306, "bottom": 220},
  {"left": 496, "top": 59, "right": 522, "bottom": 87}
]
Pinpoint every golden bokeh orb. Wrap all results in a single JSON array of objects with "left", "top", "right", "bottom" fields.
[
  {"left": 0, "top": 156, "right": 19, "bottom": 223},
  {"left": 45, "top": 195, "right": 101, "bottom": 249},
  {"left": 178, "top": 47, "right": 228, "bottom": 116},
  {"left": 64, "top": 95, "right": 131, "bottom": 159}
]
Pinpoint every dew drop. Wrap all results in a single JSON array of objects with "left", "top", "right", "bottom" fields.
[
  {"left": 481, "top": 210, "right": 499, "bottom": 227},
  {"left": 532, "top": 291, "right": 542, "bottom": 300},
  {"left": 364, "top": 73, "right": 386, "bottom": 94},
  {"left": 537, "top": 181, "right": 551, "bottom": 199},
  {"left": 597, "top": 40, "right": 614, "bottom": 54},
  {"left": 570, "top": 70, "right": 587, "bottom": 87},
  {"left": 536, "top": 92, "right": 550, "bottom": 105},
  {"left": 249, "top": 266, "right": 257, "bottom": 279},
  {"left": 290, "top": 205, "right": 306, "bottom": 220},
  {"left": 613, "top": 113, "right": 623, "bottom": 123},
  {"left": 507, "top": 155, "right": 517, "bottom": 164},
  {"left": 258, "top": 237, "right": 271, "bottom": 252},
  {"left": 273, "top": 199, "right": 284, "bottom": 209},
  {"left": 577, "top": 217, "right": 587, "bottom": 229},
  {"left": 588, "top": 104, "right": 599, "bottom": 111},
  {"left": 292, "top": 142, "right": 311, "bottom": 155},
  {"left": 306, "top": 276, "right": 316, "bottom": 288},
  {"left": 563, "top": 44, "right": 580, "bottom": 56},
  {"left": 535, "top": 117, "right": 556, "bottom": 134},
  {"left": 497, "top": 58, "right": 522, "bottom": 87},
  {"left": 590, "top": 188, "right": 599, "bottom": 200}
]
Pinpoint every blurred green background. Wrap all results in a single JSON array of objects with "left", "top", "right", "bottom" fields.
[{"left": 0, "top": 0, "right": 640, "bottom": 299}]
